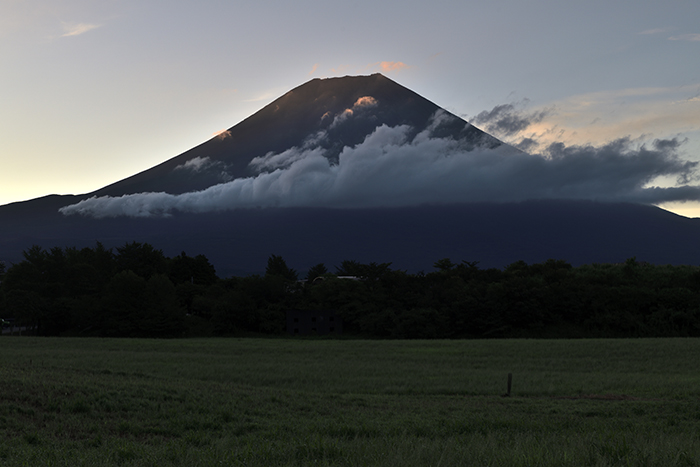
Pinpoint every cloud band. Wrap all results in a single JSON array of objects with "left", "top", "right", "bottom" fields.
[{"left": 59, "top": 112, "right": 700, "bottom": 218}]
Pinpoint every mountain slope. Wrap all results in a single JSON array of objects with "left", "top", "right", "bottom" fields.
[{"left": 2, "top": 199, "right": 700, "bottom": 277}]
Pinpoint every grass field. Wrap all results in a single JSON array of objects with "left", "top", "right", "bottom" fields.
[{"left": 1, "top": 337, "right": 700, "bottom": 466}]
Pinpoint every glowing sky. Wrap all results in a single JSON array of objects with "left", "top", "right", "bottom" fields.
[{"left": 2, "top": 0, "right": 700, "bottom": 216}]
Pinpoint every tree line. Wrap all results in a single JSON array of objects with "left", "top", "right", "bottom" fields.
[{"left": 1, "top": 243, "right": 700, "bottom": 338}]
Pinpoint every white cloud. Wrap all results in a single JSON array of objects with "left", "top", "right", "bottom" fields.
[
  {"left": 172, "top": 156, "right": 232, "bottom": 182},
  {"left": 174, "top": 156, "right": 214, "bottom": 173},
  {"left": 59, "top": 112, "right": 700, "bottom": 218},
  {"left": 250, "top": 131, "right": 328, "bottom": 172},
  {"left": 330, "top": 109, "right": 354, "bottom": 129}
]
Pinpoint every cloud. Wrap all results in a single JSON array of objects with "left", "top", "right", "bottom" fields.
[
  {"left": 174, "top": 156, "right": 216, "bottom": 173},
  {"left": 354, "top": 96, "right": 378, "bottom": 108},
  {"left": 212, "top": 129, "right": 231, "bottom": 140},
  {"left": 470, "top": 101, "right": 551, "bottom": 138},
  {"left": 512, "top": 138, "right": 539, "bottom": 153},
  {"left": 668, "top": 34, "right": 700, "bottom": 42},
  {"left": 59, "top": 111, "right": 700, "bottom": 218},
  {"left": 308, "top": 64, "right": 319, "bottom": 75},
  {"left": 476, "top": 87, "right": 700, "bottom": 154},
  {"left": 329, "top": 96, "right": 378, "bottom": 128},
  {"left": 61, "top": 22, "right": 100, "bottom": 37},
  {"left": 330, "top": 109, "right": 354, "bottom": 129},
  {"left": 249, "top": 131, "right": 328, "bottom": 172},
  {"left": 377, "top": 61, "right": 409, "bottom": 73},
  {"left": 173, "top": 156, "right": 233, "bottom": 182}
]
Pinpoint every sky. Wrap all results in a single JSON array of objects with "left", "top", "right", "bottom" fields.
[{"left": 2, "top": 0, "right": 700, "bottom": 216}]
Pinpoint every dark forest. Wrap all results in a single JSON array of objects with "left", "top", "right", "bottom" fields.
[{"left": 2, "top": 242, "right": 700, "bottom": 339}]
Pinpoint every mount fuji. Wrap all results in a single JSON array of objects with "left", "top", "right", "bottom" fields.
[{"left": 2, "top": 74, "right": 700, "bottom": 276}]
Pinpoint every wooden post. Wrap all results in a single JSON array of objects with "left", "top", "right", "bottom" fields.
[{"left": 502, "top": 373, "right": 512, "bottom": 397}]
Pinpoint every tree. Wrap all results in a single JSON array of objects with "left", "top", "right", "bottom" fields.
[
  {"left": 115, "top": 242, "right": 167, "bottom": 279},
  {"left": 100, "top": 270, "right": 149, "bottom": 337},
  {"left": 100, "top": 271, "right": 185, "bottom": 337},
  {"left": 336, "top": 260, "right": 363, "bottom": 277},
  {"left": 142, "top": 274, "right": 186, "bottom": 337},
  {"left": 265, "top": 254, "right": 297, "bottom": 281},
  {"left": 2, "top": 246, "right": 67, "bottom": 334},
  {"left": 169, "top": 252, "right": 217, "bottom": 285},
  {"left": 433, "top": 258, "right": 455, "bottom": 271},
  {"left": 306, "top": 263, "right": 328, "bottom": 281}
]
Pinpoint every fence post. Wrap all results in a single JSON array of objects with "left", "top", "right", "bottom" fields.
[{"left": 502, "top": 373, "right": 513, "bottom": 397}]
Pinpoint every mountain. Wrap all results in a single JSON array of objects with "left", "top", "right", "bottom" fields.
[
  {"left": 2, "top": 74, "right": 700, "bottom": 276},
  {"left": 92, "top": 74, "right": 501, "bottom": 197}
]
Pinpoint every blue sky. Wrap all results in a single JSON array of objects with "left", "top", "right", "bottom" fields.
[{"left": 2, "top": 0, "right": 699, "bottom": 215}]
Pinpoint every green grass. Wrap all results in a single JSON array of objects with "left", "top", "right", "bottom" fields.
[{"left": 1, "top": 337, "right": 700, "bottom": 466}]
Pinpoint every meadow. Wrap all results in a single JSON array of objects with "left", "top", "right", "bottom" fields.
[{"left": 1, "top": 337, "right": 700, "bottom": 466}]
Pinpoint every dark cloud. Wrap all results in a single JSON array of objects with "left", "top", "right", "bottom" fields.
[
  {"left": 513, "top": 137, "right": 539, "bottom": 153},
  {"left": 471, "top": 101, "right": 551, "bottom": 137},
  {"left": 59, "top": 111, "right": 700, "bottom": 218},
  {"left": 533, "top": 137, "right": 698, "bottom": 201},
  {"left": 652, "top": 137, "right": 686, "bottom": 152}
]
